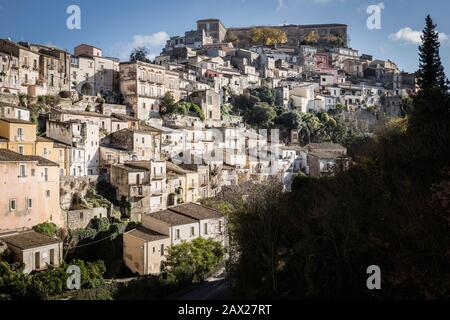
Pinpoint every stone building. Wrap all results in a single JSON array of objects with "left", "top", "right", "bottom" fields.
[
  {"left": 72, "top": 44, "right": 120, "bottom": 100},
  {"left": 108, "top": 128, "right": 162, "bottom": 162},
  {"left": 29, "top": 43, "right": 71, "bottom": 95},
  {"left": 0, "top": 149, "right": 63, "bottom": 232},
  {"left": 0, "top": 39, "right": 40, "bottom": 95},
  {"left": 110, "top": 163, "right": 152, "bottom": 221},
  {"left": 0, "top": 50, "right": 20, "bottom": 94},
  {"left": 190, "top": 89, "right": 221, "bottom": 122},
  {"left": 0, "top": 231, "right": 63, "bottom": 274},
  {"left": 46, "top": 120, "right": 100, "bottom": 176},
  {"left": 197, "top": 19, "right": 227, "bottom": 43},
  {"left": 226, "top": 23, "right": 348, "bottom": 48},
  {"left": 70, "top": 55, "right": 95, "bottom": 96},
  {"left": 119, "top": 61, "right": 181, "bottom": 121},
  {"left": 123, "top": 202, "right": 226, "bottom": 276}
]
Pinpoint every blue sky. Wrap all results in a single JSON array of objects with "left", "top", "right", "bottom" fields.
[{"left": 1, "top": 0, "right": 450, "bottom": 73}]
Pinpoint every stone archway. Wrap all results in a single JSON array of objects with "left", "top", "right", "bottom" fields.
[{"left": 81, "top": 83, "right": 93, "bottom": 96}]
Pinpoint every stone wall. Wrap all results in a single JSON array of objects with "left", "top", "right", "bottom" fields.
[
  {"left": 60, "top": 176, "right": 99, "bottom": 210},
  {"left": 226, "top": 24, "right": 348, "bottom": 48},
  {"left": 66, "top": 207, "right": 108, "bottom": 230},
  {"left": 0, "top": 93, "right": 20, "bottom": 105}
]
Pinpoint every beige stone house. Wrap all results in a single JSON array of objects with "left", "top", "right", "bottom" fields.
[
  {"left": 70, "top": 55, "right": 95, "bottom": 96},
  {"left": 73, "top": 44, "right": 120, "bottom": 99},
  {"left": 29, "top": 43, "right": 71, "bottom": 95},
  {"left": 123, "top": 227, "right": 170, "bottom": 275},
  {"left": 108, "top": 128, "right": 162, "bottom": 162},
  {"left": 0, "top": 51, "right": 20, "bottom": 94},
  {"left": 123, "top": 203, "right": 226, "bottom": 276},
  {"left": 1, "top": 231, "right": 63, "bottom": 274},
  {"left": 0, "top": 39, "right": 40, "bottom": 95},
  {"left": 110, "top": 163, "right": 151, "bottom": 221},
  {"left": 166, "top": 161, "right": 199, "bottom": 205},
  {"left": 302, "top": 143, "right": 350, "bottom": 178},
  {"left": 119, "top": 61, "right": 180, "bottom": 121},
  {"left": 0, "top": 149, "right": 63, "bottom": 232},
  {"left": 190, "top": 89, "right": 221, "bottom": 122}
]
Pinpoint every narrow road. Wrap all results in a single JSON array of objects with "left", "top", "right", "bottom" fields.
[{"left": 177, "top": 268, "right": 232, "bottom": 300}]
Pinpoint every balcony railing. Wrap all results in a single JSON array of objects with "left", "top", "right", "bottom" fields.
[
  {"left": 130, "top": 186, "right": 146, "bottom": 198},
  {"left": 151, "top": 190, "right": 164, "bottom": 197},
  {"left": 151, "top": 174, "right": 165, "bottom": 181},
  {"left": 15, "top": 135, "right": 24, "bottom": 142}
]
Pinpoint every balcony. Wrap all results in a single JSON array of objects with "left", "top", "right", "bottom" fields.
[
  {"left": 130, "top": 186, "right": 147, "bottom": 198},
  {"left": 151, "top": 174, "right": 165, "bottom": 181},
  {"left": 15, "top": 135, "right": 24, "bottom": 142},
  {"left": 151, "top": 190, "right": 164, "bottom": 197}
]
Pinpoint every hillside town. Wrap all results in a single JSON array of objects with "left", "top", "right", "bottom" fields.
[{"left": 0, "top": 18, "right": 416, "bottom": 286}]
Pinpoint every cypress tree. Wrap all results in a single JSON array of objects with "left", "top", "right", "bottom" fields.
[{"left": 416, "top": 15, "right": 449, "bottom": 94}]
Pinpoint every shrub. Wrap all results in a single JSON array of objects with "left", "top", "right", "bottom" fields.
[
  {"left": 161, "top": 238, "right": 224, "bottom": 285},
  {"left": 32, "top": 222, "right": 58, "bottom": 237}
]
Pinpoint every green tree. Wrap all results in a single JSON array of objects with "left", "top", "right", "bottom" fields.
[
  {"left": 251, "top": 28, "right": 288, "bottom": 46},
  {"left": 278, "top": 111, "right": 302, "bottom": 130},
  {"left": 249, "top": 87, "right": 276, "bottom": 105},
  {"left": 130, "top": 47, "right": 152, "bottom": 63},
  {"left": 161, "top": 238, "right": 224, "bottom": 285},
  {"left": 232, "top": 94, "right": 260, "bottom": 115},
  {"left": 246, "top": 102, "right": 277, "bottom": 128},
  {"left": 159, "top": 92, "right": 176, "bottom": 115},
  {"left": 416, "top": 15, "right": 449, "bottom": 94}
]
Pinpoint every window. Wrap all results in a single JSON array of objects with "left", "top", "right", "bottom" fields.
[
  {"left": 46, "top": 190, "right": 51, "bottom": 197},
  {"left": 27, "top": 198, "right": 33, "bottom": 209},
  {"left": 9, "top": 199, "right": 16, "bottom": 211},
  {"left": 190, "top": 227, "right": 195, "bottom": 237},
  {"left": 44, "top": 168, "right": 48, "bottom": 181},
  {"left": 204, "top": 223, "right": 208, "bottom": 235},
  {"left": 19, "top": 164, "right": 26, "bottom": 177},
  {"left": 35, "top": 252, "right": 40, "bottom": 270},
  {"left": 175, "top": 229, "right": 180, "bottom": 240},
  {"left": 219, "top": 220, "right": 223, "bottom": 234},
  {"left": 18, "top": 146, "right": 24, "bottom": 155},
  {"left": 49, "top": 249, "right": 55, "bottom": 266},
  {"left": 160, "top": 244, "right": 165, "bottom": 256},
  {"left": 31, "top": 169, "right": 35, "bottom": 176},
  {"left": 153, "top": 247, "right": 156, "bottom": 254}
]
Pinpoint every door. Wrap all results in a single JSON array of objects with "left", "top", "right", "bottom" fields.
[
  {"left": 35, "top": 252, "right": 41, "bottom": 270},
  {"left": 50, "top": 249, "right": 55, "bottom": 266}
]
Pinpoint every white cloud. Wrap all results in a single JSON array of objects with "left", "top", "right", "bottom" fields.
[
  {"left": 389, "top": 27, "right": 449, "bottom": 45},
  {"left": 276, "top": 0, "right": 339, "bottom": 10},
  {"left": 276, "top": 0, "right": 285, "bottom": 11},
  {"left": 110, "top": 31, "right": 169, "bottom": 61},
  {"left": 132, "top": 31, "right": 170, "bottom": 47}
]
